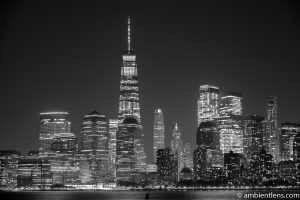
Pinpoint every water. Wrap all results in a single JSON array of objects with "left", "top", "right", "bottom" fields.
[
  {"left": 1, "top": 190, "right": 300, "bottom": 200},
  {"left": 0, "top": 191, "right": 239, "bottom": 200}
]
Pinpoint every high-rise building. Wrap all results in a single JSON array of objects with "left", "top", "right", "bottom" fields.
[
  {"left": 293, "top": 132, "right": 300, "bottom": 183},
  {"left": 242, "top": 115, "right": 264, "bottom": 183},
  {"left": 116, "top": 117, "right": 146, "bottom": 185},
  {"left": 49, "top": 132, "right": 80, "bottom": 185},
  {"left": 216, "top": 92, "right": 243, "bottom": 154},
  {"left": 153, "top": 108, "right": 165, "bottom": 163},
  {"left": 0, "top": 150, "right": 21, "bottom": 188},
  {"left": 264, "top": 96, "right": 280, "bottom": 163},
  {"left": 157, "top": 148, "right": 178, "bottom": 186},
  {"left": 118, "top": 17, "right": 142, "bottom": 124},
  {"left": 243, "top": 115, "right": 264, "bottom": 160},
  {"left": 224, "top": 151, "right": 243, "bottom": 185},
  {"left": 79, "top": 110, "right": 109, "bottom": 183},
  {"left": 280, "top": 122, "right": 300, "bottom": 161},
  {"left": 183, "top": 143, "right": 193, "bottom": 170},
  {"left": 258, "top": 148, "right": 273, "bottom": 182},
  {"left": 194, "top": 121, "right": 222, "bottom": 181},
  {"left": 50, "top": 133, "right": 77, "bottom": 153},
  {"left": 171, "top": 123, "right": 184, "bottom": 173},
  {"left": 219, "top": 91, "right": 243, "bottom": 116},
  {"left": 108, "top": 119, "right": 118, "bottom": 181},
  {"left": 39, "top": 112, "right": 71, "bottom": 156},
  {"left": 197, "top": 85, "right": 219, "bottom": 125}
]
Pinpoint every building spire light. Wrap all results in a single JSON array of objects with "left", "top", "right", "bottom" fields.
[{"left": 128, "top": 16, "right": 131, "bottom": 52}]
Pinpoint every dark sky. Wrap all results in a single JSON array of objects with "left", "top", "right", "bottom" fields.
[{"left": 1, "top": 1, "right": 299, "bottom": 161}]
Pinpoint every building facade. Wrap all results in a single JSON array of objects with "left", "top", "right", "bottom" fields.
[
  {"left": 157, "top": 148, "right": 178, "bottom": 186},
  {"left": 153, "top": 108, "right": 165, "bottom": 163},
  {"left": 116, "top": 117, "right": 146, "bottom": 185},
  {"left": 118, "top": 17, "right": 142, "bottom": 125},
  {"left": 216, "top": 92, "right": 243, "bottom": 154},
  {"left": 264, "top": 96, "right": 280, "bottom": 163},
  {"left": 194, "top": 121, "right": 222, "bottom": 181},
  {"left": 197, "top": 85, "right": 219, "bottom": 126},
  {"left": 280, "top": 122, "right": 300, "bottom": 162},
  {"left": 39, "top": 112, "right": 71, "bottom": 156},
  {"left": 108, "top": 119, "right": 118, "bottom": 181},
  {"left": 79, "top": 110, "right": 110, "bottom": 183},
  {"left": 171, "top": 123, "right": 184, "bottom": 174}
]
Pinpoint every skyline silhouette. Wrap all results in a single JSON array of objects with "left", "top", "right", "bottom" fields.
[{"left": 1, "top": 1, "right": 300, "bottom": 162}]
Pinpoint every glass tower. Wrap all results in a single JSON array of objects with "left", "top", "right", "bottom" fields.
[
  {"left": 171, "top": 123, "right": 184, "bottom": 175},
  {"left": 153, "top": 108, "right": 165, "bottom": 163},
  {"left": 280, "top": 122, "right": 300, "bottom": 161},
  {"left": 116, "top": 117, "right": 146, "bottom": 184},
  {"left": 118, "top": 17, "right": 142, "bottom": 124},
  {"left": 79, "top": 110, "right": 110, "bottom": 183},
  {"left": 108, "top": 119, "right": 118, "bottom": 181},
  {"left": 264, "top": 96, "right": 280, "bottom": 163},
  {"left": 216, "top": 92, "right": 243, "bottom": 154},
  {"left": 39, "top": 112, "right": 71, "bottom": 156},
  {"left": 197, "top": 85, "right": 219, "bottom": 126}
]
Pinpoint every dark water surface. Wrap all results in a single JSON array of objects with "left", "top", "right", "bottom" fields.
[
  {"left": 0, "top": 191, "right": 237, "bottom": 200},
  {"left": 1, "top": 190, "right": 300, "bottom": 200}
]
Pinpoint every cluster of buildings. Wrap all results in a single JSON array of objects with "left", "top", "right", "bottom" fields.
[{"left": 1, "top": 17, "right": 300, "bottom": 190}]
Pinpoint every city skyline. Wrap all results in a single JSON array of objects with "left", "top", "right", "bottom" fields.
[{"left": 1, "top": 1, "right": 300, "bottom": 162}]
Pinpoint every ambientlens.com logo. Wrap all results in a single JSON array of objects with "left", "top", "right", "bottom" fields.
[{"left": 237, "top": 192, "right": 300, "bottom": 199}]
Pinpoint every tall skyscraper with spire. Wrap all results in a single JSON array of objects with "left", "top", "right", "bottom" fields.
[
  {"left": 116, "top": 17, "right": 146, "bottom": 184},
  {"left": 118, "top": 16, "right": 142, "bottom": 124},
  {"left": 171, "top": 123, "right": 184, "bottom": 176},
  {"left": 153, "top": 108, "right": 165, "bottom": 163},
  {"left": 264, "top": 96, "right": 280, "bottom": 163}
]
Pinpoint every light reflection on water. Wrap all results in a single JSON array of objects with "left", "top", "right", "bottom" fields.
[{"left": 0, "top": 191, "right": 238, "bottom": 200}]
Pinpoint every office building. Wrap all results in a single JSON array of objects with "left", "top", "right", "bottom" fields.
[
  {"left": 39, "top": 112, "right": 71, "bottom": 156},
  {"left": 153, "top": 108, "right": 165, "bottom": 163},
  {"left": 79, "top": 110, "right": 110, "bottom": 183},
  {"left": 171, "top": 123, "right": 184, "bottom": 173},
  {"left": 118, "top": 17, "right": 142, "bottom": 124},
  {"left": 197, "top": 85, "right": 219, "bottom": 125},
  {"left": 216, "top": 92, "right": 243, "bottom": 154},
  {"left": 108, "top": 119, "right": 118, "bottom": 181},
  {"left": 280, "top": 122, "right": 300, "bottom": 161},
  {"left": 264, "top": 96, "right": 280, "bottom": 163},
  {"left": 116, "top": 117, "right": 146, "bottom": 185},
  {"left": 157, "top": 148, "right": 178, "bottom": 186}
]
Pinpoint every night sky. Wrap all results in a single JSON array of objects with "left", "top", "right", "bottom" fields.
[{"left": 1, "top": 1, "right": 299, "bottom": 161}]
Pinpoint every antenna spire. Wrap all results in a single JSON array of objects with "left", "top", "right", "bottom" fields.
[{"left": 127, "top": 16, "right": 131, "bottom": 51}]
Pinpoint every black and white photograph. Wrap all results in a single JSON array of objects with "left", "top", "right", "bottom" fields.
[{"left": 0, "top": 1, "right": 300, "bottom": 199}]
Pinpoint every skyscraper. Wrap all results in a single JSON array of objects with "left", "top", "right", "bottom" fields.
[
  {"left": 197, "top": 85, "right": 219, "bottom": 126},
  {"left": 216, "top": 92, "right": 243, "bottom": 154},
  {"left": 157, "top": 148, "right": 178, "bottom": 186},
  {"left": 264, "top": 96, "right": 280, "bottom": 163},
  {"left": 171, "top": 123, "right": 184, "bottom": 173},
  {"left": 118, "top": 17, "right": 142, "bottom": 124},
  {"left": 79, "top": 110, "right": 109, "bottom": 183},
  {"left": 153, "top": 108, "right": 165, "bottom": 163},
  {"left": 243, "top": 115, "right": 264, "bottom": 159},
  {"left": 50, "top": 133, "right": 79, "bottom": 185},
  {"left": 183, "top": 143, "right": 193, "bottom": 170},
  {"left": 39, "top": 112, "right": 71, "bottom": 156},
  {"left": 194, "top": 121, "right": 222, "bottom": 180},
  {"left": 108, "top": 119, "right": 118, "bottom": 181},
  {"left": 116, "top": 117, "right": 146, "bottom": 185},
  {"left": 280, "top": 122, "right": 300, "bottom": 161},
  {"left": 243, "top": 115, "right": 264, "bottom": 183},
  {"left": 224, "top": 151, "right": 243, "bottom": 185},
  {"left": 116, "top": 17, "right": 146, "bottom": 185}
]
